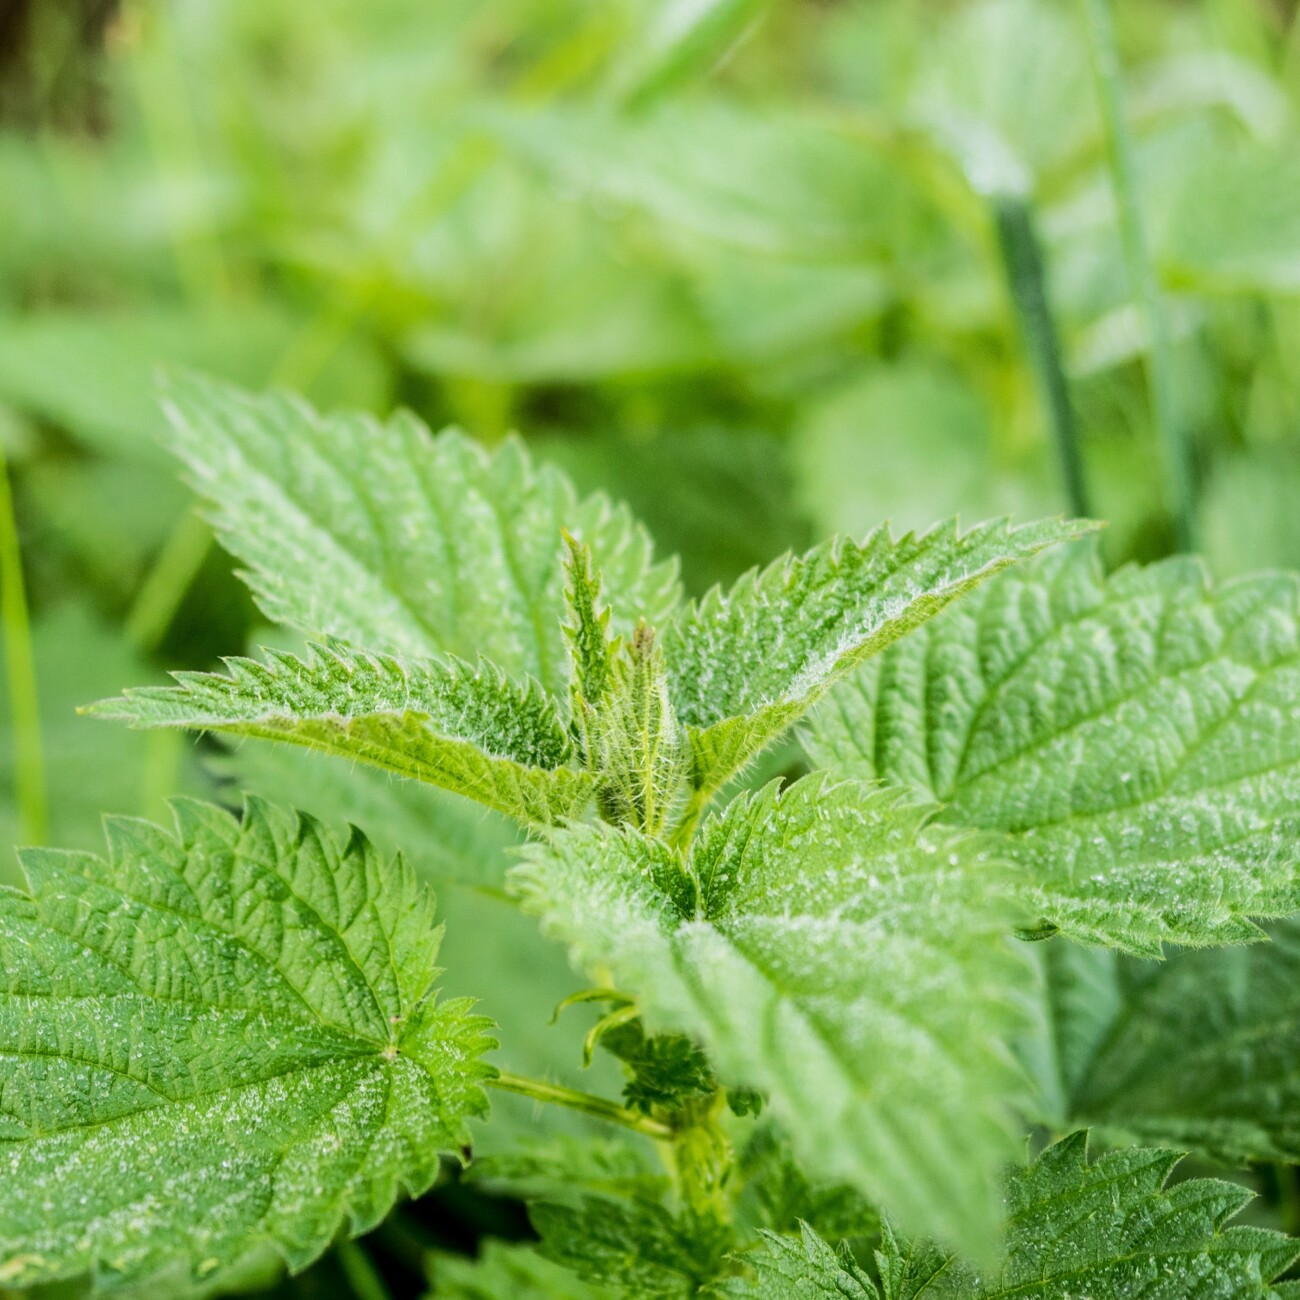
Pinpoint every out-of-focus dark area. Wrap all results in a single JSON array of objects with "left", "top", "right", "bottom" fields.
[{"left": 3, "top": 0, "right": 1300, "bottom": 1294}]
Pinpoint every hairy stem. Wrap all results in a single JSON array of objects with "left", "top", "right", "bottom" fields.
[
  {"left": 992, "top": 195, "right": 1090, "bottom": 518},
  {"left": 0, "top": 441, "right": 47, "bottom": 845},
  {"left": 1082, "top": 0, "right": 1196, "bottom": 550},
  {"left": 488, "top": 1071, "right": 673, "bottom": 1140}
]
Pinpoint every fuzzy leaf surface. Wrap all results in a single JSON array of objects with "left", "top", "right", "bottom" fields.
[
  {"left": 158, "top": 372, "right": 680, "bottom": 696},
  {"left": 706, "top": 1223, "right": 876, "bottom": 1299},
  {"left": 875, "top": 1132, "right": 1300, "bottom": 1298},
  {"left": 805, "top": 544, "right": 1300, "bottom": 952},
  {"left": 91, "top": 644, "right": 591, "bottom": 827},
  {"left": 664, "top": 517, "right": 1091, "bottom": 800},
  {"left": 513, "top": 775, "right": 1027, "bottom": 1256},
  {"left": 1025, "top": 926, "right": 1300, "bottom": 1162},
  {"left": 0, "top": 799, "right": 494, "bottom": 1288}
]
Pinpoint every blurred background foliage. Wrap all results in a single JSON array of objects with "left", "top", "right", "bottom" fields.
[{"left": 3, "top": 0, "right": 1300, "bottom": 1294}]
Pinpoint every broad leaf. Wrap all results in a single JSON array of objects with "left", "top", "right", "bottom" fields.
[
  {"left": 91, "top": 643, "right": 592, "bottom": 827},
  {"left": 0, "top": 799, "right": 494, "bottom": 1288},
  {"left": 875, "top": 1132, "right": 1300, "bottom": 1298},
  {"left": 706, "top": 1223, "right": 876, "bottom": 1299},
  {"left": 514, "top": 775, "right": 1028, "bottom": 1257},
  {"left": 1023, "top": 925, "right": 1300, "bottom": 1163},
  {"left": 805, "top": 543, "right": 1300, "bottom": 953},
  {"left": 664, "top": 517, "right": 1091, "bottom": 803},
  {"left": 158, "top": 372, "right": 680, "bottom": 696}
]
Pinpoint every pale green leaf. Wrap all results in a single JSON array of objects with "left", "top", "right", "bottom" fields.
[
  {"left": 665, "top": 517, "right": 1092, "bottom": 802},
  {"left": 1024, "top": 925, "right": 1300, "bottom": 1163},
  {"left": 90, "top": 643, "right": 591, "bottom": 827},
  {"left": 876, "top": 1132, "right": 1300, "bottom": 1298},
  {"left": 157, "top": 372, "right": 680, "bottom": 696},
  {"left": 0, "top": 799, "right": 494, "bottom": 1288},
  {"left": 513, "top": 775, "right": 1028, "bottom": 1257},
  {"left": 805, "top": 543, "right": 1300, "bottom": 953},
  {"left": 706, "top": 1223, "right": 876, "bottom": 1299}
]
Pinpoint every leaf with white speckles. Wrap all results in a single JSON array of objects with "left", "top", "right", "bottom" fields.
[
  {"left": 89, "top": 643, "right": 592, "bottom": 827},
  {"left": 662, "top": 517, "right": 1092, "bottom": 809},
  {"left": 804, "top": 542, "right": 1300, "bottom": 954},
  {"left": 157, "top": 371, "right": 680, "bottom": 699},
  {"left": 0, "top": 799, "right": 495, "bottom": 1289},
  {"left": 512, "top": 775, "right": 1028, "bottom": 1259},
  {"left": 874, "top": 1132, "right": 1300, "bottom": 1298}
]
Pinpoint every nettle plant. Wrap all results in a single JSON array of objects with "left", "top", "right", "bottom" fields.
[{"left": 4, "top": 373, "right": 1300, "bottom": 1297}]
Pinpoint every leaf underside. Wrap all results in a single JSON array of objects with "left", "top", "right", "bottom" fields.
[
  {"left": 664, "top": 516, "right": 1093, "bottom": 800},
  {"left": 805, "top": 543, "right": 1300, "bottom": 953},
  {"left": 513, "top": 774, "right": 1028, "bottom": 1258},
  {"left": 1028, "top": 924, "right": 1300, "bottom": 1163},
  {"left": 157, "top": 371, "right": 680, "bottom": 698},
  {"left": 0, "top": 799, "right": 494, "bottom": 1289},
  {"left": 91, "top": 643, "right": 592, "bottom": 827}
]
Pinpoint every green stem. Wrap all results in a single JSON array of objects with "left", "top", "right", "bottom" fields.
[
  {"left": 124, "top": 510, "right": 212, "bottom": 653},
  {"left": 488, "top": 1071, "right": 673, "bottom": 1140},
  {"left": 992, "top": 195, "right": 1090, "bottom": 519},
  {"left": 0, "top": 442, "right": 47, "bottom": 845},
  {"left": 336, "top": 1239, "right": 393, "bottom": 1300},
  {"left": 1082, "top": 0, "right": 1196, "bottom": 550}
]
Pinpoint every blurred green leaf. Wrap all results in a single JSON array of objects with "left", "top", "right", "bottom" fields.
[{"left": 0, "top": 605, "right": 208, "bottom": 884}]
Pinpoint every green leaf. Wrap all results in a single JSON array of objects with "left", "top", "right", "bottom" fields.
[
  {"left": 469, "top": 1136, "right": 730, "bottom": 1296},
  {"left": 607, "top": 0, "right": 773, "bottom": 108},
  {"left": 593, "top": 625, "right": 691, "bottom": 834},
  {"left": 0, "top": 606, "right": 210, "bottom": 883},
  {"left": 563, "top": 532, "right": 616, "bottom": 734},
  {"left": 734, "top": 1125, "right": 878, "bottom": 1244},
  {"left": 805, "top": 543, "right": 1300, "bottom": 953},
  {"left": 157, "top": 372, "right": 680, "bottom": 696},
  {"left": 0, "top": 798, "right": 495, "bottom": 1288},
  {"left": 875, "top": 1132, "right": 1300, "bottom": 1298},
  {"left": 706, "top": 1223, "right": 877, "bottom": 1299},
  {"left": 90, "top": 643, "right": 592, "bottom": 827},
  {"left": 0, "top": 306, "right": 388, "bottom": 464},
  {"left": 1024, "top": 924, "right": 1300, "bottom": 1163},
  {"left": 526, "top": 1199, "right": 722, "bottom": 1298},
  {"left": 513, "top": 775, "right": 1028, "bottom": 1257},
  {"left": 429, "top": 1240, "right": 619, "bottom": 1300},
  {"left": 596, "top": 1018, "right": 717, "bottom": 1117},
  {"left": 665, "top": 517, "right": 1092, "bottom": 804}
]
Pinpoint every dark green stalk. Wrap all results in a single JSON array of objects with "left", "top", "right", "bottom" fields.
[
  {"left": 1082, "top": 0, "right": 1196, "bottom": 550},
  {"left": 992, "top": 194, "right": 1090, "bottom": 519}
]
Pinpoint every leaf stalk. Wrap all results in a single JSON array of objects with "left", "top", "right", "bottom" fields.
[
  {"left": 1082, "top": 0, "right": 1196, "bottom": 550},
  {"left": 487, "top": 1070, "right": 673, "bottom": 1140},
  {"left": 992, "top": 194, "right": 1090, "bottom": 519}
]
